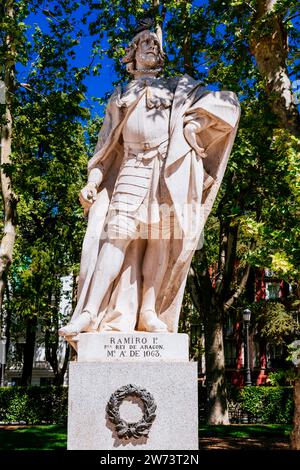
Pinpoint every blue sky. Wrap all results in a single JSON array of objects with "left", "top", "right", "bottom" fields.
[
  {"left": 21, "top": 1, "right": 299, "bottom": 116},
  {"left": 21, "top": 3, "right": 118, "bottom": 115},
  {"left": 21, "top": 1, "right": 209, "bottom": 116}
]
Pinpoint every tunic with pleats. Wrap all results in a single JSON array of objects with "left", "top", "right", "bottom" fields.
[{"left": 108, "top": 78, "right": 177, "bottom": 231}]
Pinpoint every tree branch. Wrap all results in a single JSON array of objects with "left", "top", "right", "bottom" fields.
[
  {"left": 223, "top": 264, "right": 251, "bottom": 311},
  {"left": 187, "top": 265, "right": 202, "bottom": 314},
  {"left": 191, "top": 247, "right": 213, "bottom": 317},
  {"left": 284, "top": 13, "right": 300, "bottom": 23},
  {"left": 245, "top": 2, "right": 257, "bottom": 13},
  {"left": 215, "top": 220, "right": 227, "bottom": 294},
  {"left": 59, "top": 345, "right": 70, "bottom": 381},
  {"left": 153, "top": 0, "right": 163, "bottom": 47},
  {"left": 222, "top": 224, "right": 239, "bottom": 298}
]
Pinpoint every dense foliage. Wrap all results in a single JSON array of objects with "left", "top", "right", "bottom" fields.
[
  {"left": 1, "top": 0, "right": 92, "bottom": 384},
  {"left": 0, "top": 385, "right": 292, "bottom": 425},
  {"left": 238, "top": 386, "right": 294, "bottom": 424},
  {"left": 0, "top": 386, "right": 68, "bottom": 424}
]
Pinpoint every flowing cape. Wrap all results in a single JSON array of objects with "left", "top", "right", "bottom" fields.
[{"left": 68, "top": 74, "right": 240, "bottom": 344}]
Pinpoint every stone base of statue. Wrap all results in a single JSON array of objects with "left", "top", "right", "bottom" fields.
[{"left": 67, "top": 332, "right": 198, "bottom": 450}]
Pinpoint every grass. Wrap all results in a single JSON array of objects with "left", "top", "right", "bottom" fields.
[
  {"left": 0, "top": 425, "right": 67, "bottom": 450},
  {"left": 0, "top": 424, "right": 292, "bottom": 450},
  {"left": 199, "top": 424, "right": 292, "bottom": 439}
]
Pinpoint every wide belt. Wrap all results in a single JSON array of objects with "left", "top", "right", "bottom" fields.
[
  {"left": 124, "top": 138, "right": 169, "bottom": 161},
  {"left": 123, "top": 134, "right": 169, "bottom": 151}
]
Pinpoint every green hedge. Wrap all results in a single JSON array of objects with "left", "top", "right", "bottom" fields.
[
  {"left": 199, "top": 385, "right": 294, "bottom": 424},
  {"left": 0, "top": 385, "right": 294, "bottom": 425},
  {"left": 238, "top": 386, "right": 294, "bottom": 424},
  {"left": 0, "top": 386, "right": 68, "bottom": 425}
]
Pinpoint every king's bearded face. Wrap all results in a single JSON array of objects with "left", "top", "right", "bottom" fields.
[{"left": 135, "top": 32, "right": 160, "bottom": 70}]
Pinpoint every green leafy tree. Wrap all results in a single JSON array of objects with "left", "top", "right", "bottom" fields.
[
  {"left": 196, "top": 0, "right": 300, "bottom": 433},
  {"left": 0, "top": 0, "right": 21, "bottom": 339},
  {"left": 253, "top": 301, "right": 299, "bottom": 345},
  {"left": 1, "top": 0, "right": 90, "bottom": 384},
  {"left": 185, "top": 0, "right": 299, "bottom": 424}
]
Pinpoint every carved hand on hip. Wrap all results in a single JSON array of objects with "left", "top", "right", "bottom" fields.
[{"left": 183, "top": 122, "right": 207, "bottom": 159}]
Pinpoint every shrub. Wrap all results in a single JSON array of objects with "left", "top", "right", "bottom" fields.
[
  {"left": 238, "top": 386, "right": 294, "bottom": 424},
  {"left": 268, "top": 369, "right": 298, "bottom": 386},
  {"left": 0, "top": 386, "right": 68, "bottom": 425},
  {"left": 199, "top": 385, "right": 294, "bottom": 424}
]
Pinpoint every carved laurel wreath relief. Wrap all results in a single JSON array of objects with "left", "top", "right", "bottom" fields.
[{"left": 106, "top": 384, "right": 157, "bottom": 439}]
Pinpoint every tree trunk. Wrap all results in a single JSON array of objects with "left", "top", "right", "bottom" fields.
[
  {"left": 191, "top": 209, "right": 251, "bottom": 423},
  {"left": 204, "top": 300, "right": 229, "bottom": 424},
  {"left": 1, "top": 284, "right": 12, "bottom": 369},
  {"left": 181, "top": 1, "right": 193, "bottom": 76},
  {"left": 45, "top": 285, "right": 70, "bottom": 384},
  {"left": 192, "top": 249, "right": 229, "bottom": 424},
  {"left": 54, "top": 346, "right": 70, "bottom": 385},
  {"left": 250, "top": 0, "right": 300, "bottom": 135},
  {"left": 0, "top": 0, "right": 18, "bottom": 341},
  {"left": 45, "top": 326, "right": 70, "bottom": 385},
  {"left": 21, "top": 316, "right": 37, "bottom": 386},
  {"left": 251, "top": 2, "right": 300, "bottom": 450},
  {"left": 291, "top": 375, "right": 300, "bottom": 450}
]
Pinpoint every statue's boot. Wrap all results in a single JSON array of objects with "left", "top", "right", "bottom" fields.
[
  {"left": 138, "top": 310, "right": 168, "bottom": 333},
  {"left": 58, "top": 311, "right": 92, "bottom": 337}
]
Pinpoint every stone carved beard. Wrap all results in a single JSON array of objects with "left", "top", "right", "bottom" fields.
[
  {"left": 135, "top": 34, "right": 160, "bottom": 75},
  {"left": 135, "top": 49, "right": 159, "bottom": 70},
  {"left": 123, "top": 31, "right": 164, "bottom": 77}
]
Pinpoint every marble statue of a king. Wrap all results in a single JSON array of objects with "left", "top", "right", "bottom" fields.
[{"left": 59, "top": 25, "right": 240, "bottom": 345}]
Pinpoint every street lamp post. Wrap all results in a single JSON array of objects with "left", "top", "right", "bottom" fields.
[
  {"left": 243, "top": 309, "right": 252, "bottom": 387},
  {"left": 0, "top": 337, "right": 7, "bottom": 387}
]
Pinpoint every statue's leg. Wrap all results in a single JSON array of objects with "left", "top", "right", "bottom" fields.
[
  {"left": 59, "top": 238, "right": 130, "bottom": 336},
  {"left": 138, "top": 238, "right": 170, "bottom": 332},
  {"left": 83, "top": 238, "right": 131, "bottom": 317},
  {"left": 76, "top": 191, "right": 108, "bottom": 298},
  {"left": 59, "top": 210, "right": 139, "bottom": 337}
]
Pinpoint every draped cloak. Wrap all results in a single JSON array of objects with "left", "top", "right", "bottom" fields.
[{"left": 68, "top": 74, "right": 240, "bottom": 345}]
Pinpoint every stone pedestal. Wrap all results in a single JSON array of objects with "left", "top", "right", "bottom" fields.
[{"left": 68, "top": 333, "right": 198, "bottom": 450}]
